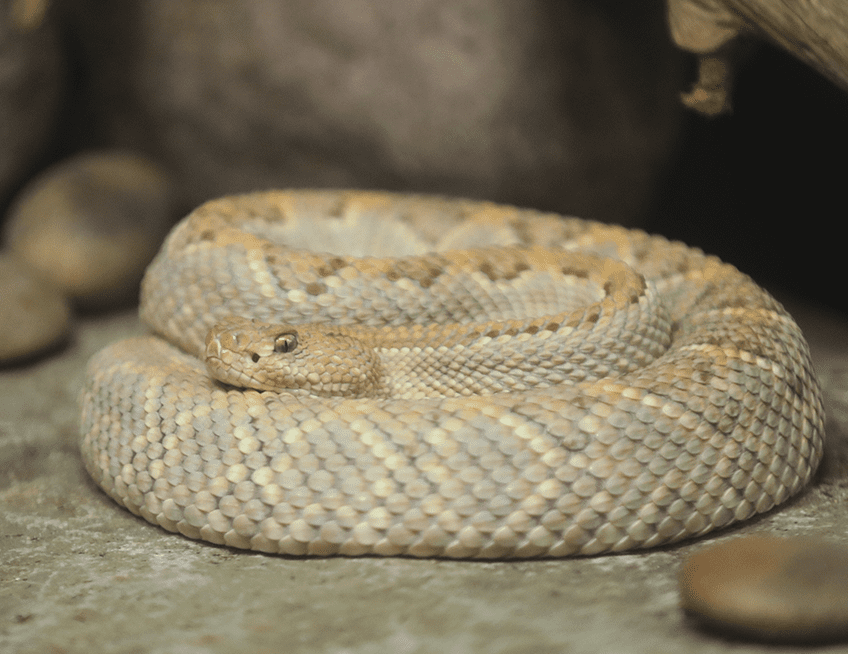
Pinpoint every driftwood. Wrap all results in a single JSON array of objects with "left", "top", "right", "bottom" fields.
[{"left": 667, "top": 0, "right": 848, "bottom": 114}]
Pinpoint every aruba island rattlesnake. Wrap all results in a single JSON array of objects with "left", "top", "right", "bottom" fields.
[{"left": 79, "top": 190, "right": 825, "bottom": 558}]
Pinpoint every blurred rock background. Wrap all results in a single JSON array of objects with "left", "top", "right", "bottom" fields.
[
  {"left": 1, "top": 0, "right": 846, "bottom": 357},
  {"left": 47, "top": 0, "right": 684, "bottom": 222}
]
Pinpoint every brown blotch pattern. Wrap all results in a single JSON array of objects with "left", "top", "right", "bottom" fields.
[
  {"left": 583, "top": 306, "right": 601, "bottom": 324},
  {"left": 560, "top": 266, "right": 590, "bottom": 279},
  {"left": 305, "top": 282, "right": 326, "bottom": 296},
  {"left": 326, "top": 198, "right": 348, "bottom": 219},
  {"left": 479, "top": 259, "right": 530, "bottom": 282},
  {"left": 385, "top": 259, "right": 445, "bottom": 287},
  {"left": 317, "top": 257, "right": 348, "bottom": 278},
  {"left": 479, "top": 261, "right": 497, "bottom": 282}
]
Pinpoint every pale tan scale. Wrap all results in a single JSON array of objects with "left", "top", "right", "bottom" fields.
[{"left": 80, "top": 190, "right": 825, "bottom": 558}]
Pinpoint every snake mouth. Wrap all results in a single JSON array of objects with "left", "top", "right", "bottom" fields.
[
  {"left": 204, "top": 342, "right": 242, "bottom": 388},
  {"left": 203, "top": 330, "right": 266, "bottom": 390}
]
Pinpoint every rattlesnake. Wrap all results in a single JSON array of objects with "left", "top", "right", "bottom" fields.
[{"left": 79, "top": 190, "right": 825, "bottom": 558}]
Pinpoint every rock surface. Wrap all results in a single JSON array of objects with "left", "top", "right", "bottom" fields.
[
  {"left": 3, "top": 150, "right": 177, "bottom": 308},
  {"left": 0, "top": 1, "right": 63, "bottom": 205},
  {"left": 680, "top": 535, "right": 848, "bottom": 643},
  {"left": 0, "top": 253, "right": 70, "bottom": 363},
  {"left": 60, "top": 0, "right": 683, "bottom": 224}
]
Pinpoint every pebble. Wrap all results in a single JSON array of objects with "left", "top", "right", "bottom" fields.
[
  {"left": 679, "top": 535, "right": 848, "bottom": 643},
  {"left": 3, "top": 150, "right": 177, "bottom": 308},
  {"left": 0, "top": 254, "right": 70, "bottom": 364}
]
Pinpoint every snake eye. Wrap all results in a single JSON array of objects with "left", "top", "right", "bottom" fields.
[{"left": 274, "top": 332, "right": 298, "bottom": 353}]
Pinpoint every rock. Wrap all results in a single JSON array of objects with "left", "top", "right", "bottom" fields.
[
  {"left": 3, "top": 151, "right": 177, "bottom": 308},
  {"left": 680, "top": 535, "right": 848, "bottom": 644},
  {"left": 60, "top": 0, "right": 683, "bottom": 224},
  {"left": 0, "top": 253, "right": 70, "bottom": 363},
  {"left": 0, "top": 2, "right": 63, "bottom": 205}
]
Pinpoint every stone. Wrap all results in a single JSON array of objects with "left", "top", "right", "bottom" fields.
[
  {"left": 60, "top": 0, "right": 683, "bottom": 224},
  {"left": 3, "top": 150, "right": 177, "bottom": 308},
  {"left": 0, "top": 253, "right": 70, "bottom": 363},
  {"left": 0, "top": 2, "right": 63, "bottom": 205},
  {"left": 680, "top": 535, "right": 848, "bottom": 643}
]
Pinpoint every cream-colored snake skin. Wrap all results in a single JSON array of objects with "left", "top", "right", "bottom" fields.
[{"left": 80, "top": 190, "right": 825, "bottom": 558}]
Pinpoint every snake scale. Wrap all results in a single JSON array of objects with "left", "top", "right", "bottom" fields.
[{"left": 80, "top": 190, "right": 825, "bottom": 558}]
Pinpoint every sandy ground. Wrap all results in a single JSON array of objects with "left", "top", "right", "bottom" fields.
[{"left": 2, "top": 291, "right": 848, "bottom": 654}]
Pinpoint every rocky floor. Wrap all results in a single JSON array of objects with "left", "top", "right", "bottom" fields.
[{"left": 2, "top": 291, "right": 848, "bottom": 654}]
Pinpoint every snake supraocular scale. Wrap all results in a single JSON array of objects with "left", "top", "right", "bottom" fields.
[{"left": 79, "top": 190, "right": 825, "bottom": 558}]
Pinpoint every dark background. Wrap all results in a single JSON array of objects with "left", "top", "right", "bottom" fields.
[{"left": 652, "top": 43, "right": 848, "bottom": 315}]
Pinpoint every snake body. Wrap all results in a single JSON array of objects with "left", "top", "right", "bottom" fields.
[{"left": 80, "top": 190, "right": 825, "bottom": 558}]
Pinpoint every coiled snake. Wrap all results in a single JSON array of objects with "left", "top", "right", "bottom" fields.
[{"left": 80, "top": 190, "right": 825, "bottom": 558}]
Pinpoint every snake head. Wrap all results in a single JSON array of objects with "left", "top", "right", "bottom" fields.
[{"left": 204, "top": 316, "right": 383, "bottom": 397}]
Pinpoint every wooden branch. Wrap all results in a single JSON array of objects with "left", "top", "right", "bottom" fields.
[
  {"left": 668, "top": 0, "right": 848, "bottom": 114},
  {"left": 726, "top": 0, "right": 848, "bottom": 91}
]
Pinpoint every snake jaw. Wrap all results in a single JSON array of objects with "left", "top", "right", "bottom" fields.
[{"left": 204, "top": 317, "right": 281, "bottom": 391}]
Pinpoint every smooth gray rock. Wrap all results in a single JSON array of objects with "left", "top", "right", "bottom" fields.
[
  {"left": 0, "top": 253, "right": 70, "bottom": 363},
  {"left": 3, "top": 150, "right": 177, "bottom": 308},
  {"left": 61, "top": 0, "right": 683, "bottom": 224},
  {"left": 680, "top": 535, "right": 848, "bottom": 643}
]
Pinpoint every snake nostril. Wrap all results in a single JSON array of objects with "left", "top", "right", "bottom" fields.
[{"left": 251, "top": 352, "right": 260, "bottom": 363}]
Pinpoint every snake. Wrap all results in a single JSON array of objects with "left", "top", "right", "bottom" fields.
[{"left": 79, "top": 190, "right": 825, "bottom": 558}]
